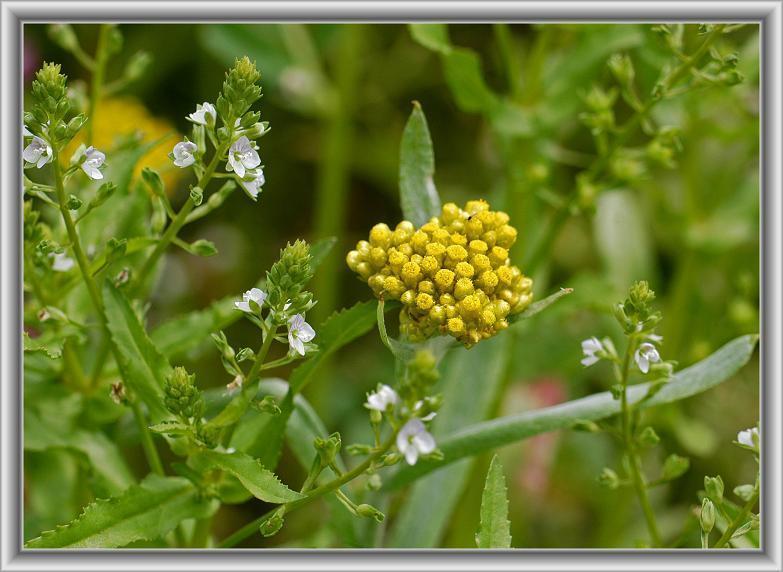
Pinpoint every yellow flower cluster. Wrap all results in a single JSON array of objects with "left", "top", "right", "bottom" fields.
[{"left": 346, "top": 200, "right": 533, "bottom": 347}]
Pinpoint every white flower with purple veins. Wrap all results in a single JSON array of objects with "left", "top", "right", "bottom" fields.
[
  {"left": 737, "top": 427, "right": 760, "bottom": 451},
  {"left": 187, "top": 102, "right": 216, "bottom": 126},
  {"left": 50, "top": 252, "right": 74, "bottom": 272},
  {"left": 234, "top": 287, "right": 266, "bottom": 313},
  {"left": 287, "top": 314, "right": 315, "bottom": 356},
  {"left": 23, "top": 136, "right": 53, "bottom": 168},
  {"left": 226, "top": 136, "right": 260, "bottom": 178},
  {"left": 80, "top": 146, "right": 105, "bottom": 180},
  {"left": 634, "top": 342, "right": 661, "bottom": 374},
  {"left": 171, "top": 140, "right": 198, "bottom": 168},
  {"left": 397, "top": 418, "right": 436, "bottom": 466},
  {"left": 240, "top": 168, "right": 265, "bottom": 199},
  {"left": 365, "top": 384, "right": 398, "bottom": 412},
  {"left": 581, "top": 336, "right": 603, "bottom": 367}
]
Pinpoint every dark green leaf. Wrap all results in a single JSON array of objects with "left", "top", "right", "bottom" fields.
[
  {"left": 443, "top": 48, "right": 500, "bottom": 114},
  {"left": 476, "top": 455, "right": 512, "bottom": 549},
  {"left": 399, "top": 102, "right": 441, "bottom": 227}
]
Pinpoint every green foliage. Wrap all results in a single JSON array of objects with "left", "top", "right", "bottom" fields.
[
  {"left": 398, "top": 102, "right": 441, "bottom": 227},
  {"left": 476, "top": 455, "right": 512, "bottom": 549}
]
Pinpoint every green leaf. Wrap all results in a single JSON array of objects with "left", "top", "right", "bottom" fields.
[
  {"left": 399, "top": 102, "right": 441, "bottom": 227},
  {"left": 385, "top": 334, "right": 758, "bottom": 490},
  {"left": 102, "top": 281, "right": 169, "bottom": 421},
  {"left": 24, "top": 408, "right": 135, "bottom": 496},
  {"left": 189, "top": 449, "right": 303, "bottom": 504},
  {"left": 508, "top": 287, "right": 573, "bottom": 324},
  {"left": 443, "top": 48, "right": 500, "bottom": 114},
  {"left": 389, "top": 333, "right": 511, "bottom": 547},
  {"left": 24, "top": 475, "right": 216, "bottom": 548},
  {"left": 409, "top": 24, "right": 452, "bottom": 55},
  {"left": 23, "top": 331, "right": 64, "bottom": 359},
  {"left": 476, "top": 455, "right": 512, "bottom": 549}
]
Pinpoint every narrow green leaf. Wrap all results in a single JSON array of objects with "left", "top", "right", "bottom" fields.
[
  {"left": 443, "top": 48, "right": 500, "bottom": 114},
  {"left": 25, "top": 475, "right": 215, "bottom": 548},
  {"left": 408, "top": 24, "right": 452, "bottom": 54},
  {"left": 190, "top": 450, "right": 303, "bottom": 504},
  {"left": 508, "top": 287, "right": 573, "bottom": 324},
  {"left": 102, "top": 281, "right": 169, "bottom": 421},
  {"left": 399, "top": 102, "right": 441, "bottom": 227},
  {"left": 476, "top": 455, "right": 512, "bottom": 549},
  {"left": 385, "top": 334, "right": 758, "bottom": 490}
]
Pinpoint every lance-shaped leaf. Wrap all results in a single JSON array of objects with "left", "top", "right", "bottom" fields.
[
  {"left": 399, "top": 102, "right": 441, "bottom": 227},
  {"left": 102, "top": 281, "right": 169, "bottom": 421},
  {"left": 190, "top": 449, "right": 303, "bottom": 504},
  {"left": 476, "top": 455, "right": 512, "bottom": 549},
  {"left": 508, "top": 287, "right": 573, "bottom": 325},
  {"left": 24, "top": 475, "right": 216, "bottom": 548},
  {"left": 385, "top": 334, "right": 758, "bottom": 490}
]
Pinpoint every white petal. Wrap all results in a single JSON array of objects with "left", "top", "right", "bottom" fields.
[
  {"left": 247, "top": 288, "right": 266, "bottom": 304},
  {"left": 289, "top": 334, "right": 305, "bottom": 356},
  {"left": 298, "top": 321, "right": 316, "bottom": 342},
  {"left": 413, "top": 431, "right": 436, "bottom": 455},
  {"left": 581, "top": 355, "right": 600, "bottom": 367},
  {"left": 635, "top": 351, "right": 650, "bottom": 374},
  {"left": 366, "top": 393, "right": 386, "bottom": 411},
  {"left": 289, "top": 314, "right": 305, "bottom": 329},
  {"left": 404, "top": 447, "right": 419, "bottom": 465},
  {"left": 233, "top": 158, "right": 246, "bottom": 178},
  {"left": 421, "top": 412, "right": 437, "bottom": 421},
  {"left": 379, "top": 385, "right": 398, "bottom": 405},
  {"left": 51, "top": 253, "right": 74, "bottom": 272},
  {"left": 234, "top": 301, "right": 251, "bottom": 312}
]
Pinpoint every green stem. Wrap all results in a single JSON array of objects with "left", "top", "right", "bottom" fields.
[
  {"left": 219, "top": 432, "right": 396, "bottom": 548},
  {"left": 130, "top": 400, "right": 164, "bottom": 476},
  {"left": 190, "top": 516, "right": 213, "bottom": 548},
  {"left": 713, "top": 489, "right": 759, "bottom": 548},
  {"left": 87, "top": 25, "right": 111, "bottom": 146}
]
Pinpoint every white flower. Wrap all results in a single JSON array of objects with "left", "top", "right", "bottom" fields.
[
  {"left": 239, "top": 168, "right": 265, "bottom": 199},
  {"left": 366, "top": 384, "right": 398, "bottom": 412},
  {"left": 226, "top": 136, "right": 260, "bottom": 178},
  {"left": 413, "top": 400, "right": 437, "bottom": 421},
  {"left": 23, "top": 125, "right": 33, "bottom": 138},
  {"left": 581, "top": 336, "right": 603, "bottom": 367},
  {"left": 634, "top": 342, "right": 661, "bottom": 374},
  {"left": 234, "top": 287, "right": 266, "bottom": 313},
  {"left": 287, "top": 314, "right": 315, "bottom": 356},
  {"left": 50, "top": 252, "right": 74, "bottom": 272},
  {"left": 171, "top": 140, "right": 198, "bottom": 168},
  {"left": 23, "top": 136, "right": 53, "bottom": 168},
  {"left": 80, "top": 146, "right": 105, "bottom": 180},
  {"left": 187, "top": 102, "right": 216, "bottom": 126},
  {"left": 737, "top": 427, "right": 759, "bottom": 451},
  {"left": 396, "top": 418, "right": 436, "bottom": 465}
]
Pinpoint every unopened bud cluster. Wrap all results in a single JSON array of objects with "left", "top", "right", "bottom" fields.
[
  {"left": 163, "top": 367, "right": 204, "bottom": 420},
  {"left": 266, "top": 240, "right": 315, "bottom": 323},
  {"left": 347, "top": 200, "right": 533, "bottom": 346},
  {"left": 26, "top": 63, "right": 85, "bottom": 148}
]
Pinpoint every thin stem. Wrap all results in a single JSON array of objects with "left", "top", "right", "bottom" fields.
[
  {"left": 87, "top": 25, "right": 111, "bottom": 146},
  {"left": 130, "top": 400, "right": 164, "bottom": 476},
  {"left": 713, "top": 489, "right": 759, "bottom": 548},
  {"left": 190, "top": 516, "right": 213, "bottom": 548},
  {"left": 219, "top": 432, "right": 396, "bottom": 548}
]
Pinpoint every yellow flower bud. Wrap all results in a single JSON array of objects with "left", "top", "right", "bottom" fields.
[
  {"left": 368, "top": 273, "right": 386, "bottom": 292},
  {"left": 445, "top": 304, "right": 458, "bottom": 318},
  {"left": 369, "top": 246, "right": 387, "bottom": 268},
  {"left": 398, "top": 243, "right": 413, "bottom": 257},
  {"left": 472, "top": 253, "right": 492, "bottom": 274},
  {"left": 434, "top": 268, "right": 455, "bottom": 292},
  {"left": 401, "top": 261, "right": 422, "bottom": 287},
  {"left": 445, "top": 244, "right": 468, "bottom": 263},
  {"left": 449, "top": 232, "right": 468, "bottom": 247},
  {"left": 418, "top": 280, "right": 435, "bottom": 295},
  {"left": 432, "top": 228, "right": 450, "bottom": 246},
  {"left": 356, "top": 240, "right": 371, "bottom": 257},
  {"left": 469, "top": 239, "right": 488, "bottom": 256},
  {"left": 465, "top": 218, "right": 483, "bottom": 240},
  {"left": 383, "top": 276, "right": 405, "bottom": 297},
  {"left": 401, "top": 289, "right": 416, "bottom": 306},
  {"left": 440, "top": 293, "right": 456, "bottom": 306},
  {"left": 480, "top": 308, "right": 497, "bottom": 326},
  {"left": 465, "top": 199, "right": 489, "bottom": 215},
  {"left": 356, "top": 262, "right": 373, "bottom": 280},
  {"left": 489, "top": 246, "right": 509, "bottom": 267},
  {"left": 454, "top": 261, "right": 475, "bottom": 279},
  {"left": 387, "top": 249, "right": 408, "bottom": 269},
  {"left": 453, "top": 277, "right": 475, "bottom": 300},
  {"left": 346, "top": 250, "right": 361, "bottom": 271},
  {"left": 496, "top": 224, "right": 517, "bottom": 248},
  {"left": 482, "top": 230, "right": 497, "bottom": 248},
  {"left": 441, "top": 202, "right": 461, "bottom": 224},
  {"left": 410, "top": 253, "right": 423, "bottom": 266},
  {"left": 429, "top": 304, "right": 446, "bottom": 324},
  {"left": 496, "top": 265, "right": 514, "bottom": 286},
  {"left": 447, "top": 317, "right": 465, "bottom": 335},
  {"left": 425, "top": 242, "right": 446, "bottom": 259},
  {"left": 495, "top": 211, "right": 510, "bottom": 226},
  {"left": 477, "top": 269, "right": 499, "bottom": 291},
  {"left": 459, "top": 294, "right": 481, "bottom": 316},
  {"left": 369, "top": 223, "right": 392, "bottom": 248},
  {"left": 411, "top": 230, "right": 429, "bottom": 254},
  {"left": 416, "top": 292, "right": 434, "bottom": 311},
  {"left": 421, "top": 255, "right": 440, "bottom": 276}
]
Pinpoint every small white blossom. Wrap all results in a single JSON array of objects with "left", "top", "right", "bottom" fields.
[
  {"left": 80, "top": 146, "right": 105, "bottom": 180},
  {"left": 187, "top": 102, "right": 216, "bottom": 126},
  {"left": 634, "top": 342, "right": 661, "bottom": 374},
  {"left": 581, "top": 337, "right": 603, "bottom": 367},
  {"left": 413, "top": 400, "right": 437, "bottom": 421},
  {"left": 50, "top": 252, "right": 74, "bottom": 272},
  {"left": 365, "top": 384, "right": 398, "bottom": 412},
  {"left": 287, "top": 314, "right": 315, "bottom": 356},
  {"left": 240, "top": 168, "right": 265, "bottom": 199},
  {"left": 226, "top": 136, "right": 260, "bottom": 178},
  {"left": 234, "top": 287, "right": 266, "bottom": 313},
  {"left": 23, "top": 125, "right": 33, "bottom": 138},
  {"left": 396, "top": 418, "right": 436, "bottom": 465},
  {"left": 171, "top": 140, "right": 198, "bottom": 168},
  {"left": 737, "top": 427, "right": 759, "bottom": 451},
  {"left": 23, "top": 136, "right": 53, "bottom": 168}
]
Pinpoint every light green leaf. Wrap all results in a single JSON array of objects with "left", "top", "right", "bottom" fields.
[
  {"left": 476, "top": 455, "right": 512, "bottom": 549},
  {"left": 409, "top": 24, "right": 452, "bottom": 55},
  {"left": 190, "top": 449, "right": 303, "bottom": 504},
  {"left": 399, "top": 102, "right": 441, "bottom": 227},
  {"left": 385, "top": 334, "right": 758, "bottom": 490},
  {"left": 508, "top": 287, "right": 573, "bottom": 324},
  {"left": 24, "top": 475, "right": 216, "bottom": 548},
  {"left": 102, "top": 281, "right": 169, "bottom": 421},
  {"left": 389, "top": 333, "right": 511, "bottom": 547},
  {"left": 443, "top": 48, "right": 500, "bottom": 114},
  {"left": 23, "top": 331, "right": 64, "bottom": 359}
]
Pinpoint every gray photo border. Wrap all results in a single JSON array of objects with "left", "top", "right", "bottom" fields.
[{"left": 1, "top": 1, "right": 780, "bottom": 571}]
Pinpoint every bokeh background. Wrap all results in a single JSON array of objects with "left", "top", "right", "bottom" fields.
[{"left": 23, "top": 23, "right": 760, "bottom": 548}]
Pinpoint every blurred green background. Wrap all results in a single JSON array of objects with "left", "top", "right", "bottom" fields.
[{"left": 24, "top": 23, "right": 759, "bottom": 548}]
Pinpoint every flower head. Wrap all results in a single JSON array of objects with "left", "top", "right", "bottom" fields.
[
  {"left": 634, "top": 342, "right": 661, "bottom": 374},
  {"left": 287, "top": 314, "right": 315, "bottom": 356},
  {"left": 396, "top": 418, "right": 436, "bottom": 465},
  {"left": 226, "top": 136, "right": 260, "bottom": 178},
  {"left": 581, "top": 336, "right": 603, "bottom": 367},
  {"left": 171, "top": 140, "right": 197, "bottom": 168},
  {"left": 365, "top": 384, "right": 399, "bottom": 412},
  {"left": 80, "top": 146, "right": 105, "bottom": 180},
  {"left": 239, "top": 168, "right": 265, "bottom": 199},
  {"left": 234, "top": 287, "right": 266, "bottom": 313},
  {"left": 737, "top": 426, "right": 759, "bottom": 452},
  {"left": 23, "top": 136, "right": 53, "bottom": 168},
  {"left": 50, "top": 252, "right": 74, "bottom": 272},
  {"left": 187, "top": 102, "right": 216, "bottom": 126}
]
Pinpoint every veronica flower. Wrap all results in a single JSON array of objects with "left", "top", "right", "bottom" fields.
[
  {"left": 171, "top": 140, "right": 197, "bottom": 168},
  {"left": 187, "top": 102, "right": 216, "bottom": 126},
  {"left": 240, "top": 168, "right": 265, "bottom": 199},
  {"left": 287, "top": 314, "right": 315, "bottom": 356},
  {"left": 365, "top": 384, "right": 398, "bottom": 412},
  {"left": 581, "top": 337, "right": 603, "bottom": 367},
  {"left": 23, "top": 136, "right": 53, "bottom": 168},
  {"left": 396, "top": 418, "right": 436, "bottom": 465},
  {"left": 80, "top": 146, "right": 105, "bottom": 180},
  {"left": 234, "top": 287, "right": 266, "bottom": 313},
  {"left": 737, "top": 426, "right": 760, "bottom": 452},
  {"left": 634, "top": 342, "right": 661, "bottom": 374},
  {"left": 226, "top": 136, "right": 260, "bottom": 178},
  {"left": 51, "top": 252, "right": 74, "bottom": 272}
]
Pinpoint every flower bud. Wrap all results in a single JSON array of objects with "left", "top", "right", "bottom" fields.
[
  {"left": 598, "top": 467, "right": 620, "bottom": 490},
  {"left": 356, "top": 504, "right": 385, "bottom": 522},
  {"left": 662, "top": 453, "right": 690, "bottom": 481},
  {"left": 704, "top": 475, "right": 724, "bottom": 503},
  {"left": 638, "top": 426, "right": 660, "bottom": 448},
  {"left": 700, "top": 498, "right": 715, "bottom": 533},
  {"left": 260, "top": 509, "right": 285, "bottom": 537},
  {"left": 66, "top": 194, "right": 83, "bottom": 211},
  {"left": 314, "top": 432, "right": 341, "bottom": 467},
  {"left": 48, "top": 24, "right": 80, "bottom": 53},
  {"left": 124, "top": 50, "right": 152, "bottom": 82},
  {"left": 163, "top": 366, "right": 204, "bottom": 419}
]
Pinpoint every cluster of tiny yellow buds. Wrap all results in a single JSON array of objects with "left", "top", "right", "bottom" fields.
[{"left": 347, "top": 200, "right": 533, "bottom": 347}]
